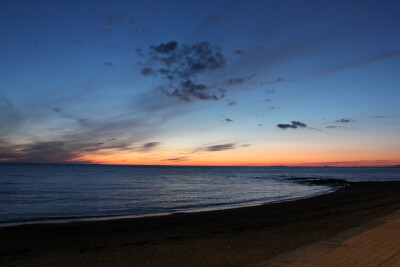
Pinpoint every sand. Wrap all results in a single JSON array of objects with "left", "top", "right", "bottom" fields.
[{"left": 1, "top": 181, "right": 400, "bottom": 266}]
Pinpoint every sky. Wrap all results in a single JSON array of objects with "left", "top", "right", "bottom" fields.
[{"left": 0, "top": 0, "right": 399, "bottom": 166}]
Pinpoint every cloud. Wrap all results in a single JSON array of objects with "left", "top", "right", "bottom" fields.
[
  {"left": 205, "top": 143, "right": 236, "bottom": 151},
  {"left": 228, "top": 101, "right": 237, "bottom": 106},
  {"left": 192, "top": 142, "right": 250, "bottom": 153},
  {"left": 277, "top": 120, "right": 308, "bottom": 130},
  {"left": 372, "top": 115, "right": 385, "bottom": 119},
  {"left": 277, "top": 124, "right": 298, "bottom": 129},
  {"left": 319, "top": 49, "right": 400, "bottom": 75},
  {"left": 163, "top": 156, "right": 189, "bottom": 162},
  {"left": 104, "top": 62, "right": 113, "bottom": 66},
  {"left": 225, "top": 118, "right": 233, "bottom": 122},
  {"left": 163, "top": 79, "right": 225, "bottom": 102},
  {"left": 141, "top": 67, "right": 156, "bottom": 76},
  {"left": 228, "top": 78, "right": 245, "bottom": 85},
  {"left": 139, "top": 41, "right": 226, "bottom": 102},
  {"left": 151, "top": 41, "right": 178, "bottom": 53},
  {"left": 0, "top": 141, "right": 86, "bottom": 163},
  {"left": 326, "top": 126, "right": 347, "bottom": 129},
  {"left": 291, "top": 121, "right": 307, "bottom": 127},
  {"left": 139, "top": 142, "right": 161, "bottom": 151},
  {"left": 233, "top": 50, "right": 245, "bottom": 56},
  {"left": 336, "top": 119, "right": 355, "bottom": 123}
]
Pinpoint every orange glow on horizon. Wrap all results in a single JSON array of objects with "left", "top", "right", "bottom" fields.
[{"left": 73, "top": 149, "right": 400, "bottom": 167}]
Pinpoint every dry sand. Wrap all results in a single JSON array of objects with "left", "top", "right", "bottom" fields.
[{"left": 1, "top": 181, "right": 400, "bottom": 266}]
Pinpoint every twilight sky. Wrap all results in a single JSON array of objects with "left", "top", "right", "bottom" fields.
[{"left": 1, "top": 0, "right": 399, "bottom": 166}]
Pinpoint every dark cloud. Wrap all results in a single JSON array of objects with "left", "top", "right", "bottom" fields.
[
  {"left": 228, "top": 78, "right": 245, "bottom": 85},
  {"left": 141, "top": 67, "right": 156, "bottom": 76},
  {"left": 326, "top": 126, "right": 347, "bottom": 129},
  {"left": 266, "top": 89, "right": 275, "bottom": 94},
  {"left": 139, "top": 142, "right": 161, "bottom": 151},
  {"left": 205, "top": 143, "right": 236, "bottom": 152},
  {"left": 163, "top": 156, "right": 189, "bottom": 162},
  {"left": 0, "top": 141, "right": 81, "bottom": 163},
  {"left": 228, "top": 101, "right": 237, "bottom": 106},
  {"left": 233, "top": 50, "right": 245, "bottom": 56},
  {"left": 277, "top": 124, "right": 298, "bottom": 129},
  {"left": 336, "top": 119, "right": 355, "bottom": 123},
  {"left": 151, "top": 41, "right": 178, "bottom": 54},
  {"left": 265, "top": 99, "right": 271, "bottom": 102},
  {"left": 104, "top": 61, "right": 113, "bottom": 66},
  {"left": 264, "top": 78, "right": 285, "bottom": 85},
  {"left": 163, "top": 79, "right": 224, "bottom": 102},
  {"left": 227, "top": 74, "right": 256, "bottom": 87},
  {"left": 277, "top": 120, "right": 316, "bottom": 130},
  {"left": 100, "top": 28, "right": 113, "bottom": 34},
  {"left": 225, "top": 118, "right": 233, "bottom": 122},
  {"left": 291, "top": 121, "right": 307, "bottom": 127},
  {"left": 372, "top": 115, "right": 385, "bottom": 119},
  {"left": 192, "top": 142, "right": 250, "bottom": 153},
  {"left": 140, "top": 41, "right": 226, "bottom": 102}
]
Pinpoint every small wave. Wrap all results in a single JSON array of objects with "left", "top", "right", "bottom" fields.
[{"left": 286, "top": 177, "right": 349, "bottom": 187}]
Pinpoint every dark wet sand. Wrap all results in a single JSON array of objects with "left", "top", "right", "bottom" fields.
[{"left": 2, "top": 182, "right": 400, "bottom": 266}]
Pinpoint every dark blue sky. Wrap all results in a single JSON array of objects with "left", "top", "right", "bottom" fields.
[{"left": 1, "top": 0, "right": 399, "bottom": 166}]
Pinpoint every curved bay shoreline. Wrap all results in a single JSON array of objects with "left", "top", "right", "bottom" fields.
[{"left": 2, "top": 181, "right": 400, "bottom": 266}]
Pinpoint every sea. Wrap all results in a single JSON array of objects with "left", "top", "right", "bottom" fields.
[{"left": 1, "top": 164, "right": 399, "bottom": 226}]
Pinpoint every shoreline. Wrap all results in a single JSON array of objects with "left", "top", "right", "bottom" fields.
[
  {"left": 2, "top": 181, "right": 400, "bottom": 266},
  {"left": 0, "top": 185, "right": 336, "bottom": 228}
]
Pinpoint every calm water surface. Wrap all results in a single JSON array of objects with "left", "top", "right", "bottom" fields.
[{"left": 1, "top": 164, "right": 399, "bottom": 225}]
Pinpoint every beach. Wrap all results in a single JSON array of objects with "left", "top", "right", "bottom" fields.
[{"left": 2, "top": 181, "right": 400, "bottom": 266}]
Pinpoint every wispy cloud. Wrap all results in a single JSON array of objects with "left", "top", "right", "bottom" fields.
[
  {"left": 163, "top": 156, "right": 189, "bottom": 162},
  {"left": 326, "top": 126, "right": 347, "bottom": 129},
  {"left": 192, "top": 143, "right": 251, "bottom": 153},
  {"left": 138, "top": 142, "right": 161, "bottom": 151},
  {"left": 228, "top": 101, "right": 237, "bottom": 106},
  {"left": 319, "top": 49, "right": 400, "bottom": 75},
  {"left": 336, "top": 118, "right": 355, "bottom": 123}
]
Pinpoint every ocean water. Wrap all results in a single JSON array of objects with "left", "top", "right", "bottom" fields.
[{"left": 1, "top": 164, "right": 399, "bottom": 225}]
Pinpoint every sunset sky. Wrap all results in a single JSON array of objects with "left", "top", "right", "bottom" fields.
[{"left": 1, "top": 0, "right": 399, "bottom": 166}]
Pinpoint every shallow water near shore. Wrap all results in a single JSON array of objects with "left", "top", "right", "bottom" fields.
[{"left": 1, "top": 164, "right": 399, "bottom": 225}]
